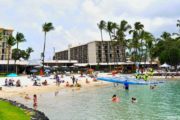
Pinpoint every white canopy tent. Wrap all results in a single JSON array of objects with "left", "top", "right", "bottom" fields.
[{"left": 160, "top": 63, "right": 171, "bottom": 68}]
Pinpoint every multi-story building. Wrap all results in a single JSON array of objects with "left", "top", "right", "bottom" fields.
[
  {"left": 0, "top": 27, "right": 13, "bottom": 60},
  {"left": 55, "top": 41, "right": 125, "bottom": 63}
]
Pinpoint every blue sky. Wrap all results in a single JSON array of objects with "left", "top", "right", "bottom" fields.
[{"left": 0, "top": 0, "right": 179, "bottom": 60}]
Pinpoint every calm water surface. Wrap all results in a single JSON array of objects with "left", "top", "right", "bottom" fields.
[{"left": 14, "top": 80, "right": 180, "bottom": 120}]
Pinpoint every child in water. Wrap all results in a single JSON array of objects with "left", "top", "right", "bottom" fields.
[{"left": 112, "top": 94, "right": 120, "bottom": 102}]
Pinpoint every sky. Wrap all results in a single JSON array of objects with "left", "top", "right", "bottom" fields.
[{"left": 0, "top": 0, "right": 180, "bottom": 60}]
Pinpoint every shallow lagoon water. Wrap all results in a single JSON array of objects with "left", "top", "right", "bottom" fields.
[{"left": 14, "top": 80, "right": 180, "bottom": 120}]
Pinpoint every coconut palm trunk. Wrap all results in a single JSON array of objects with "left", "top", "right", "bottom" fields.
[
  {"left": 42, "top": 22, "right": 54, "bottom": 72},
  {"left": 42, "top": 32, "right": 47, "bottom": 71},
  {"left": 7, "top": 47, "right": 11, "bottom": 73}
]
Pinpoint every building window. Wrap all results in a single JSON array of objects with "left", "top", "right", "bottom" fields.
[
  {"left": 1, "top": 55, "right": 4, "bottom": 60},
  {"left": 2, "top": 49, "right": 5, "bottom": 54}
]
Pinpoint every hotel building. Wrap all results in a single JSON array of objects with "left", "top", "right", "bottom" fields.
[
  {"left": 0, "top": 27, "right": 13, "bottom": 60},
  {"left": 55, "top": 41, "right": 125, "bottom": 63}
]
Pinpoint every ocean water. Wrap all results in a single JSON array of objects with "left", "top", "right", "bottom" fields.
[{"left": 14, "top": 80, "right": 180, "bottom": 120}]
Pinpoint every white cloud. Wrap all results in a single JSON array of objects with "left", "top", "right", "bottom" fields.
[{"left": 0, "top": 0, "right": 179, "bottom": 59}]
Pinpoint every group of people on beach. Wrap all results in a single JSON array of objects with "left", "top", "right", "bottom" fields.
[
  {"left": 33, "top": 80, "right": 49, "bottom": 86},
  {"left": 4, "top": 79, "right": 21, "bottom": 87}
]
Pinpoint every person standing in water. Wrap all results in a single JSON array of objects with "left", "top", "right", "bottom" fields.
[
  {"left": 33, "top": 94, "right": 37, "bottom": 110},
  {"left": 124, "top": 80, "right": 129, "bottom": 90}
]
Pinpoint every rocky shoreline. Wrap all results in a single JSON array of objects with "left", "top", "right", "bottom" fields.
[{"left": 0, "top": 98, "right": 49, "bottom": 120}]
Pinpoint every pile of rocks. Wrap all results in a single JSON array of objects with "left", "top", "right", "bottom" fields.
[{"left": 0, "top": 98, "right": 49, "bottom": 120}]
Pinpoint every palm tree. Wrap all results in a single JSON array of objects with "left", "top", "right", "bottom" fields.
[
  {"left": 15, "top": 32, "right": 26, "bottom": 73},
  {"left": 16, "top": 32, "right": 26, "bottom": 49},
  {"left": 105, "top": 21, "right": 114, "bottom": 69},
  {"left": 6, "top": 35, "right": 16, "bottom": 73},
  {"left": 176, "top": 20, "right": 180, "bottom": 34},
  {"left": 97, "top": 20, "right": 106, "bottom": 63},
  {"left": 114, "top": 20, "right": 131, "bottom": 62},
  {"left": 42, "top": 22, "right": 54, "bottom": 70},
  {"left": 25, "top": 47, "right": 34, "bottom": 60},
  {"left": 129, "top": 22, "right": 144, "bottom": 62},
  {"left": 143, "top": 32, "right": 155, "bottom": 63}
]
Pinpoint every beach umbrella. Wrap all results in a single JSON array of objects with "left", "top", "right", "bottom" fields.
[
  {"left": 34, "top": 65, "right": 42, "bottom": 68},
  {"left": 52, "top": 66, "right": 58, "bottom": 68},
  {"left": 45, "top": 69, "right": 51, "bottom": 72},
  {"left": 30, "top": 69, "right": 38, "bottom": 73},
  {"left": 44, "top": 66, "right": 50, "bottom": 68},
  {"left": 6, "top": 73, "right": 18, "bottom": 77},
  {"left": 160, "top": 63, "right": 170, "bottom": 68}
]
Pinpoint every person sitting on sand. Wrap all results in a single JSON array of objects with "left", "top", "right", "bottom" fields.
[
  {"left": 16, "top": 80, "right": 21, "bottom": 87},
  {"left": 42, "top": 80, "right": 48, "bottom": 86},
  {"left": 112, "top": 94, "right": 120, "bottom": 102},
  {"left": 24, "top": 94, "right": 31, "bottom": 100},
  {"left": 131, "top": 97, "right": 137, "bottom": 103},
  {"left": 33, "top": 80, "right": 40, "bottom": 86},
  {"left": 5, "top": 79, "right": 8, "bottom": 86},
  {"left": 66, "top": 81, "right": 69, "bottom": 87},
  {"left": 9, "top": 79, "right": 14, "bottom": 86},
  {"left": 86, "top": 78, "right": 90, "bottom": 84}
]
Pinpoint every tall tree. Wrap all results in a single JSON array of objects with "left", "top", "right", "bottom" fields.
[
  {"left": 129, "top": 22, "right": 144, "bottom": 62},
  {"left": 114, "top": 20, "right": 131, "bottom": 62},
  {"left": 143, "top": 32, "right": 155, "bottom": 63},
  {"left": 6, "top": 35, "right": 16, "bottom": 73},
  {"left": 105, "top": 21, "right": 114, "bottom": 69},
  {"left": 42, "top": 22, "right": 54, "bottom": 70},
  {"left": 14, "top": 32, "right": 26, "bottom": 73},
  {"left": 97, "top": 20, "right": 106, "bottom": 63},
  {"left": 15, "top": 32, "right": 26, "bottom": 49},
  {"left": 25, "top": 47, "right": 34, "bottom": 60}
]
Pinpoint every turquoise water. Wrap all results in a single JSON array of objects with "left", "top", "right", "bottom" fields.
[{"left": 15, "top": 80, "right": 180, "bottom": 120}]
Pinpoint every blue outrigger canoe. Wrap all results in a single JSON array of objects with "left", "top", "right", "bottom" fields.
[{"left": 97, "top": 76, "right": 164, "bottom": 85}]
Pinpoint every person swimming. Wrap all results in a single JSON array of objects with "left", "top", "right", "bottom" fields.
[
  {"left": 112, "top": 94, "right": 120, "bottom": 102},
  {"left": 131, "top": 97, "right": 137, "bottom": 103}
]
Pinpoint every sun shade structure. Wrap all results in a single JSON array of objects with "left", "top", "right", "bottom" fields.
[
  {"left": 6, "top": 73, "right": 18, "bottom": 77},
  {"left": 30, "top": 69, "right": 38, "bottom": 73},
  {"left": 160, "top": 63, "right": 171, "bottom": 68}
]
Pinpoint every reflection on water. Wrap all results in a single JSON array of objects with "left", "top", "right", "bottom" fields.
[{"left": 13, "top": 81, "right": 180, "bottom": 120}]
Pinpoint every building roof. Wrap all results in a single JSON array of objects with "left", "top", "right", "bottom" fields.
[
  {"left": 74, "top": 62, "right": 158, "bottom": 66},
  {"left": 44, "top": 60, "right": 78, "bottom": 64},
  {"left": 0, "top": 27, "right": 13, "bottom": 31},
  {"left": 0, "top": 60, "right": 78, "bottom": 65}
]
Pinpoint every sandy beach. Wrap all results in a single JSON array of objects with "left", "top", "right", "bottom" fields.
[
  {"left": 0, "top": 73, "right": 112, "bottom": 99},
  {"left": 0, "top": 73, "right": 180, "bottom": 99}
]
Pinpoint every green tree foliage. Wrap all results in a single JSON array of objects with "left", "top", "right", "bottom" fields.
[
  {"left": 12, "top": 47, "right": 34, "bottom": 60},
  {"left": 6, "top": 35, "right": 16, "bottom": 73},
  {"left": 153, "top": 31, "right": 180, "bottom": 69},
  {"left": 96, "top": 19, "right": 180, "bottom": 69}
]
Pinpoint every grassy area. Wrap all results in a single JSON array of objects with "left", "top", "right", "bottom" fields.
[{"left": 0, "top": 100, "right": 31, "bottom": 120}]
